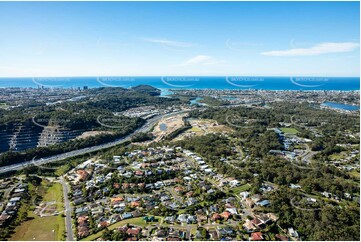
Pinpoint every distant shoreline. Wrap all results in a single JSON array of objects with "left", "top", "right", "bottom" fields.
[{"left": 0, "top": 76, "right": 359, "bottom": 91}]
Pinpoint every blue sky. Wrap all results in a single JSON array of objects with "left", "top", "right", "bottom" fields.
[{"left": 0, "top": 1, "right": 359, "bottom": 77}]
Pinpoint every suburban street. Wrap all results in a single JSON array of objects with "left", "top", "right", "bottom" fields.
[{"left": 60, "top": 176, "right": 74, "bottom": 241}]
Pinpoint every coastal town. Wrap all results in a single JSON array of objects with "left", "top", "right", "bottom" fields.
[
  {"left": 1, "top": 86, "right": 359, "bottom": 112},
  {"left": 1, "top": 102, "right": 359, "bottom": 240},
  {"left": 0, "top": 0, "right": 360, "bottom": 241}
]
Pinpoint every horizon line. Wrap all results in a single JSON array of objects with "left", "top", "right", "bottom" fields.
[{"left": 0, "top": 75, "right": 360, "bottom": 78}]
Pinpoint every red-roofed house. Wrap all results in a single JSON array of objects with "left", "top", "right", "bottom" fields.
[
  {"left": 251, "top": 232, "right": 264, "bottom": 241},
  {"left": 130, "top": 201, "right": 141, "bottom": 207},
  {"left": 77, "top": 215, "right": 89, "bottom": 223},
  {"left": 98, "top": 221, "right": 109, "bottom": 228},
  {"left": 174, "top": 186, "right": 184, "bottom": 194},
  {"left": 220, "top": 211, "right": 231, "bottom": 220},
  {"left": 127, "top": 227, "right": 141, "bottom": 237},
  {"left": 76, "top": 170, "right": 89, "bottom": 181},
  {"left": 211, "top": 213, "right": 221, "bottom": 221},
  {"left": 135, "top": 170, "right": 144, "bottom": 176},
  {"left": 186, "top": 191, "right": 194, "bottom": 197},
  {"left": 111, "top": 197, "right": 124, "bottom": 205},
  {"left": 251, "top": 217, "right": 264, "bottom": 228}
]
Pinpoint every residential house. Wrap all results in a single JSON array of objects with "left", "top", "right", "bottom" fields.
[
  {"left": 76, "top": 170, "right": 89, "bottom": 181},
  {"left": 243, "top": 219, "right": 257, "bottom": 232},
  {"left": 288, "top": 227, "right": 299, "bottom": 239},
  {"left": 122, "top": 212, "right": 133, "bottom": 220},
  {"left": 275, "top": 234, "right": 289, "bottom": 241},
  {"left": 164, "top": 216, "right": 176, "bottom": 224},
  {"left": 256, "top": 200, "right": 270, "bottom": 207},
  {"left": 211, "top": 213, "right": 221, "bottom": 222},
  {"left": 226, "top": 207, "right": 238, "bottom": 215},
  {"left": 251, "top": 232, "right": 264, "bottom": 241},
  {"left": 220, "top": 211, "right": 231, "bottom": 221},
  {"left": 209, "top": 230, "right": 219, "bottom": 241},
  {"left": 229, "top": 180, "right": 240, "bottom": 187},
  {"left": 111, "top": 197, "right": 124, "bottom": 205},
  {"left": 127, "top": 227, "right": 142, "bottom": 237},
  {"left": 187, "top": 197, "right": 197, "bottom": 206}
]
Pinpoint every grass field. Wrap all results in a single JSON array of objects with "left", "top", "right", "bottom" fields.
[
  {"left": 55, "top": 164, "right": 72, "bottom": 176},
  {"left": 231, "top": 183, "right": 252, "bottom": 194},
  {"left": 0, "top": 102, "right": 9, "bottom": 109},
  {"left": 280, "top": 127, "right": 299, "bottom": 134},
  {"left": 43, "top": 183, "right": 64, "bottom": 205},
  {"left": 10, "top": 182, "right": 65, "bottom": 241},
  {"left": 349, "top": 170, "right": 360, "bottom": 179},
  {"left": 329, "top": 152, "right": 346, "bottom": 160},
  {"left": 81, "top": 216, "right": 164, "bottom": 241},
  {"left": 190, "top": 126, "right": 202, "bottom": 132}
]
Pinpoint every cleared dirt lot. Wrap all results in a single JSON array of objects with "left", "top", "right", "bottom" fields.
[
  {"left": 173, "top": 119, "right": 233, "bottom": 141},
  {"left": 152, "top": 114, "right": 187, "bottom": 142},
  {"left": 75, "top": 130, "right": 114, "bottom": 139}
]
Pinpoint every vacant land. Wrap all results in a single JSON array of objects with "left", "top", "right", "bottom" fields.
[
  {"left": 329, "top": 152, "right": 346, "bottom": 160},
  {"left": 43, "top": 182, "right": 63, "bottom": 204},
  {"left": 280, "top": 127, "right": 299, "bottom": 134},
  {"left": 189, "top": 126, "right": 202, "bottom": 132},
  {"left": 174, "top": 119, "right": 233, "bottom": 141},
  {"left": 11, "top": 182, "right": 65, "bottom": 241},
  {"left": 76, "top": 130, "right": 114, "bottom": 140},
  {"left": 349, "top": 170, "right": 360, "bottom": 179},
  {"left": 152, "top": 114, "right": 186, "bottom": 142},
  {"left": 0, "top": 102, "right": 9, "bottom": 109}
]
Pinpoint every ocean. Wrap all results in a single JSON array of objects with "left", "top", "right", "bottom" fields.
[{"left": 0, "top": 76, "right": 359, "bottom": 91}]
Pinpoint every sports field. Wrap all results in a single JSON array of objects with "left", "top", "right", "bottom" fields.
[{"left": 280, "top": 127, "right": 299, "bottom": 134}]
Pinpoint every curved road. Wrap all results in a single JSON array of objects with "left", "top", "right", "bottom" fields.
[{"left": 0, "top": 111, "right": 189, "bottom": 174}]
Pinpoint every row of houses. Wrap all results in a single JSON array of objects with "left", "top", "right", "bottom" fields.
[{"left": 0, "top": 183, "right": 27, "bottom": 227}]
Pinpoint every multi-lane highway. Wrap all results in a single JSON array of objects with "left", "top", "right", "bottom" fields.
[{"left": 0, "top": 111, "right": 188, "bottom": 174}]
